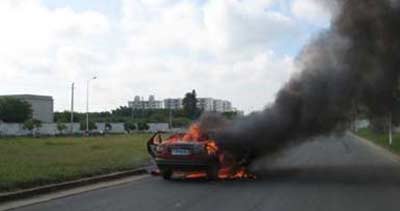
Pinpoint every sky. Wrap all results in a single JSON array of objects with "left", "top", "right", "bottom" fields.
[{"left": 0, "top": 0, "right": 331, "bottom": 113}]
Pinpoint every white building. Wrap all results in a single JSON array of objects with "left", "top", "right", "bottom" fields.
[
  {"left": 128, "top": 95, "right": 162, "bottom": 110},
  {"left": 222, "top": 100, "right": 232, "bottom": 112},
  {"left": 164, "top": 98, "right": 183, "bottom": 110},
  {"left": 197, "top": 98, "right": 232, "bottom": 112},
  {"left": 212, "top": 99, "right": 224, "bottom": 112},
  {"left": 128, "top": 95, "right": 234, "bottom": 112},
  {"left": 197, "top": 98, "right": 214, "bottom": 111},
  {"left": 0, "top": 94, "right": 54, "bottom": 123}
]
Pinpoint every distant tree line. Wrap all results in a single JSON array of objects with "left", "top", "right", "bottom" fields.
[
  {"left": 54, "top": 89, "right": 240, "bottom": 128},
  {"left": 54, "top": 108, "right": 193, "bottom": 128}
]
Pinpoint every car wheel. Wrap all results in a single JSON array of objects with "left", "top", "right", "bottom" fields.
[
  {"left": 207, "top": 164, "right": 219, "bottom": 180},
  {"left": 161, "top": 169, "right": 172, "bottom": 180}
]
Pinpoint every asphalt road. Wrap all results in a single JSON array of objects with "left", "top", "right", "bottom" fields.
[{"left": 12, "top": 134, "right": 400, "bottom": 211}]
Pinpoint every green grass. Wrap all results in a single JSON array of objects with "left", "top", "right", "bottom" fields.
[
  {"left": 0, "top": 134, "right": 152, "bottom": 193},
  {"left": 356, "top": 128, "right": 400, "bottom": 154}
]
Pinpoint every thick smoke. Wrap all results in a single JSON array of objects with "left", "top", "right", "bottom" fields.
[{"left": 208, "top": 0, "right": 400, "bottom": 159}]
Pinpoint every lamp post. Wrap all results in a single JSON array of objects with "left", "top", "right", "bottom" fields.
[
  {"left": 389, "top": 112, "right": 393, "bottom": 145},
  {"left": 86, "top": 76, "right": 97, "bottom": 134},
  {"left": 70, "top": 82, "right": 75, "bottom": 134}
]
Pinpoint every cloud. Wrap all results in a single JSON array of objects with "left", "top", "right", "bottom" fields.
[
  {"left": 0, "top": 0, "right": 110, "bottom": 110},
  {"left": 111, "top": 0, "right": 301, "bottom": 112},
  {"left": 291, "top": 0, "right": 332, "bottom": 27},
  {"left": 0, "top": 0, "right": 320, "bottom": 113},
  {"left": 0, "top": 0, "right": 109, "bottom": 66},
  {"left": 204, "top": 0, "right": 298, "bottom": 56}
]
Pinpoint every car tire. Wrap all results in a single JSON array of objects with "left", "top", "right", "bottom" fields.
[
  {"left": 161, "top": 169, "right": 172, "bottom": 180},
  {"left": 207, "top": 164, "right": 219, "bottom": 180}
]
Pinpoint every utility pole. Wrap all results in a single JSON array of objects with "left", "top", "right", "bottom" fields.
[
  {"left": 389, "top": 112, "right": 393, "bottom": 145},
  {"left": 70, "top": 82, "right": 75, "bottom": 134},
  {"left": 169, "top": 109, "right": 173, "bottom": 130},
  {"left": 86, "top": 76, "right": 97, "bottom": 134},
  {"left": 131, "top": 105, "right": 134, "bottom": 120}
]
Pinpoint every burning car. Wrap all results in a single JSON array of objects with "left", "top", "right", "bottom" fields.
[{"left": 147, "top": 124, "right": 254, "bottom": 180}]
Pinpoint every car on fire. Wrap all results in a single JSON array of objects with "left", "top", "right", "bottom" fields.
[
  {"left": 147, "top": 132, "right": 220, "bottom": 180},
  {"left": 147, "top": 124, "right": 255, "bottom": 180}
]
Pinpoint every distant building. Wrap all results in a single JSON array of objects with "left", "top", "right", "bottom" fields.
[
  {"left": 198, "top": 98, "right": 232, "bottom": 112},
  {"left": 128, "top": 95, "right": 234, "bottom": 112},
  {"left": 128, "top": 95, "right": 162, "bottom": 110},
  {"left": 222, "top": 100, "right": 232, "bottom": 112},
  {"left": 0, "top": 94, "right": 54, "bottom": 123},
  {"left": 212, "top": 99, "right": 224, "bottom": 112},
  {"left": 197, "top": 98, "right": 214, "bottom": 111},
  {"left": 164, "top": 98, "right": 183, "bottom": 110}
]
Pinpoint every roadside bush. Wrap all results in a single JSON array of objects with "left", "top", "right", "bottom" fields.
[
  {"left": 370, "top": 117, "right": 388, "bottom": 134},
  {"left": 79, "top": 120, "right": 97, "bottom": 131},
  {"left": 57, "top": 121, "right": 68, "bottom": 134},
  {"left": 124, "top": 120, "right": 136, "bottom": 133},
  {"left": 105, "top": 122, "right": 112, "bottom": 132},
  {"left": 172, "top": 117, "right": 191, "bottom": 127},
  {"left": 137, "top": 122, "right": 149, "bottom": 131},
  {"left": 23, "top": 119, "right": 42, "bottom": 136}
]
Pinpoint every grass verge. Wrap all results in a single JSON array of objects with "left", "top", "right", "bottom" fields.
[
  {"left": 0, "top": 134, "right": 152, "bottom": 193},
  {"left": 356, "top": 128, "right": 400, "bottom": 154}
]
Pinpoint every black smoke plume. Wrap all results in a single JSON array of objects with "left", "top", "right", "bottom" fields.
[{"left": 208, "top": 0, "right": 400, "bottom": 159}]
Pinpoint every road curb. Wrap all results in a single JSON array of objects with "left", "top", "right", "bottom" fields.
[
  {"left": 0, "top": 167, "right": 148, "bottom": 203},
  {"left": 349, "top": 132, "right": 400, "bottom": 163}
]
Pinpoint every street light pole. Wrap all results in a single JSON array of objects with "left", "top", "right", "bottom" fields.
[
  {"left": 86, "top": 76, "right": 97, "bottom": 133},
  {"left": 389, "top": 112, "right": 393, "bottom": 145},
  {"left": 70, "top": 82, "right": 75, "bottom": 134},
  {"left": 169, "top": 109, "right": 172, "bottom": 130}
]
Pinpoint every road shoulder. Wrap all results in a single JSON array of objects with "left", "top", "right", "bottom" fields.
[
  {"left": 0, "top": 174, "right": 149, "bottom": 211},
  {"left": 349, "top": 132, "right": 400, "bottom": 163}
]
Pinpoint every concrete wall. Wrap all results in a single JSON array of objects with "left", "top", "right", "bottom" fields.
[
  {"left": 148, "top": 123, "right": 169, "bottom": 132},
  {"left": 0, "top": 123, "right": 30, "bottom": 136},
  {"left": 0, "top": 122, "right": 126, "bottom": 136},
  {"left": 95, "top": 123, "right": 125, "bottom": 133}
]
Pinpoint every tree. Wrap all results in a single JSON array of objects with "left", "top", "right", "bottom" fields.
[
  {"left": 0, "top": 97, "right": 32, "bottom": 123},
  {"left": 54, "top": 111, "right": 83, "bottom": 122},
  {"left": 182, "top": 90, "right": 200, "bottom": 120},
  {"left": 56, "top": 121, "right": 67, "bottom": 134},
  {"left": 222, "top": 111, "right": 239, "bottom": 120},
  {"left": 112, "top": 106, "right": 132, "bottom": 117},
  {"left": 124, "top": 120, "right": 136, "bottom": 133},
  {"left": 23, "top": 119, "right": 42, "bottom": 136},
  {"left": 105, "top": 121, "right": 112, "bottom": 132},
  {"left": 80, "top": 120, "right": 97, "bottom": 131},
  {"left": 172, "top": 117, "right": 192, "bottom": 127},
  {"left": 137, "top": 122, "right": 149, "bottom": 131}
]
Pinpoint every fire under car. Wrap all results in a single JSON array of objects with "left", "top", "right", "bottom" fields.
[{"left": 147, "top": 124, "right": 255, "bottom": 180}]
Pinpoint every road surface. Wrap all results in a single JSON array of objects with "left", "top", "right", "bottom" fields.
[{"left": 11, "top": 134, "right": 400, "bottom": 211}]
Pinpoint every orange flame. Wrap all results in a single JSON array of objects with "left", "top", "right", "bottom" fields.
[
  {"left": 183, "top": 123, "right": 202, "bottom": 142},
  {"left": 173, "top": 123, "right": 256, "bottom": 180},
  {"left": 185, "top": 171, "right": 207, "bottom": 179},
  {"left": 206, "top": 141, "right": 218, "bottom": 155}
]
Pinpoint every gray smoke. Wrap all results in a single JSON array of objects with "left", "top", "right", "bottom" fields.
[{"left": 208, "top": 0, "right": 400, "bottom": 159}]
